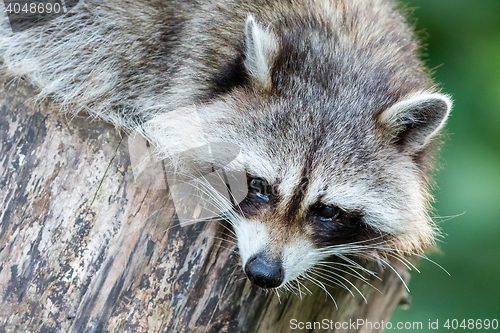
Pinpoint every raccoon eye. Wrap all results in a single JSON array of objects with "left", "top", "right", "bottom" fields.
[
  {"left": 249, "top": 178, "right": 270, "bottom": 202},
  {"left": 312, "top": 205, "right": 340, "bottom": 222}
]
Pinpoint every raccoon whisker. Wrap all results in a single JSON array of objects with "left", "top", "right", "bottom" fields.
[
  {"left": 181, "top": 170, "right": 244, "bottom": 217},
  {"left": 315, "top": 265, "right": 381, "bottom": 296},
  {"left": 368, "top": 247, "right": 450, "bottom": 276},
  {"left": 279, "top": 282, "right": 290, "bottom": 293},
  {"left": 318, "top": 245, "right": 377, "bottom": 256},
  {"left": 314, "top": 263, "right": 371, "bottom": 283},
  {"left": 155, "top": 172, "right": 242, "bottom": 233},
  {"left": 204, "top": 173, "right": 248, "bottom": 219},
  {"left": 179, "top": 187, "right": 238, "bottom": 224},
  {"left": 218, "top": 215, "right": 239, "bottom": 232},
  {"left": 316, "top": 236, "right": 391, "bottom": 255},
  {"left": 162, "top": 196, "right": 231, "bottom": 224},
  {"left": 421, "top": 257, "right": 450, "bottom": 276},
  {"left": 316, "top": 264, "right": 370, "bottom": 285},
  {"left": 294, "top": 279, "right": 303, "bottom": 300},
  {"left": 312, "top": 267, "right": 372, "bottom": 302},
  {"left": 219, "top": 208, "right": 244, "bottom": 232},
  {"left": 131, "top": 150, "right": 164, "bottom": 176},
  {"left": 214, "top": 246, "right": 239, "bottom": 255},
  {"left": 141, "top": 205, "right": 206, "bottom": 236},
  {"left": 317, "top": 237, "right": 386, "bottom": 251},
  {"left": 287, "top": 281, "right": 297, "bottom": 293},
  {"left": 210, "top": 236, "right": 238, "bottom": 247},
  {"left": 304, "top": 272, "right": 334, "bottom": 296},
  {"left": 399, "top": 251, "right": 451, "bottom": 276},
  {"left": 431, "top": 211, "right": 466, "bottom": 223},
  {"left": 303, "top": 272, "right": 338, "bottom": 309},
  {"left": 219, "top": 230, "right": 238, "bottom": 245},
  {"left": 291, "top": 281, "right": 304, "bottom": 298},
  {"left": 310, "top": 269, "right": 355, "bottom": 298},
  {"left": 229, "top": 260, "right": 243, "bottom": 273},
  {"left": 208, "top": 239, "right": 238, "bottom": 253},
  {"left": 329, "top": 268, "right": 380, "bottom": 295},
  {"left": 434, "top": 234, "right": 447, "bottom": 242},
  {"left": 316, "top": 261, "right": 378, "bottom": 280},
  {"left": 159, "top": 216, "right": 217, "bottom": 235},
  {"left": 336, "top": 255, "right": 382, "bottom": 280},
  {"left": 292, "top": 282, "right": 306, "bottom": 298},
  {"left": 375, "top": 257, "right": 410, "bottom": 292},
  {"left": 281, "top": 281, "right": 298, "bottom": 297},
  {"left": 163, "top": 173, "right": 221, "bottom": 193},
  {"left": 296, "top": 278, "right": 313, "bottom": 298},
  {"left": 219, "top": 215, "right": 243, "bottom": 239},
  {"left": 273, "top": 288, "right": 282, "bottom": 304},
  {"left": 167, "top": 187, "right": 230, "bottom": 209},
  {"left": 319, "top": 248, "right": 370, "bottom": 256},
  {"left": 388, "top": 253, "right": 420, "bottom": 273}
]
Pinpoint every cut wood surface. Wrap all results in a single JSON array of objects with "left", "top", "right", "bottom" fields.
[{"left": 0, "top": 76, "right": 410, "bottom": 332}]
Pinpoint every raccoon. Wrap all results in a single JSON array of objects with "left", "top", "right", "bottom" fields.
[{"left": 0, "top": 0, "right": 451, "bottom": 291}]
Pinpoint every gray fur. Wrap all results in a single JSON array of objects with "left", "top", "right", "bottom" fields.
[{"left": 0, "top": 0, "right": 452, "bottom": 290}]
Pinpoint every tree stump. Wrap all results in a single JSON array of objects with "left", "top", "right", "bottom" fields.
[{"left": 0, "top": 76, "right": 409, "bottom": 332}]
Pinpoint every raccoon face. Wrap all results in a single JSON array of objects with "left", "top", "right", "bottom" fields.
[
  {"left": 229, "top": 91, "right": 451, "bottom": 289},
  {"left": 223, "top": 16, "right": 451, "bottom": 289},
  {"left": 145, "top": 15, "right": 451, "bottom": 290}
]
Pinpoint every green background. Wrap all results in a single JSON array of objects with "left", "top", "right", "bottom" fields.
[{"left": 390, "top": 0, "right": 500, "bottom": 330}]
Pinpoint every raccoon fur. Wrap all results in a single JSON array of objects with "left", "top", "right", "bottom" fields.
[{"left": 0, "top": 0, "right": 452, "bottom": 291}]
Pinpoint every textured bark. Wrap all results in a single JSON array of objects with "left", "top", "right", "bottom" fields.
[{"left": 0, "top": 76, "right": 410, "bottom": 333}]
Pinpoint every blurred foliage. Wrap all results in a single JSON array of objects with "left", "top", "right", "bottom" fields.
[{"left": 390, "top": 0, "right": 500, "bottom": 329}]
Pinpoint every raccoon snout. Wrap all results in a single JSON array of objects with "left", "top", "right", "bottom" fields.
[{"left": 244, "top": 253, "right": 284, "bottom": 288}]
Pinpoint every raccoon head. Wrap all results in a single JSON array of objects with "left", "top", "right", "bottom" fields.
[
  {"left": 145, "top": 15, "right": 452, "bottom": 291},
  {"left": 230, "top": 16, "right": 451, "bottom": 289},
  {"left": 224, "top": 93, "right": 451, "bottom": 289}
]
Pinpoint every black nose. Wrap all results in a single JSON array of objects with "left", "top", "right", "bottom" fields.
[{"left": 244, "top": 254, "right": 283, "bottom": 288}]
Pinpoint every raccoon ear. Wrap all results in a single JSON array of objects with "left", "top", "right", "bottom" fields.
[
  {"left": 379, "top": 92, "right": 452, "bottom": 150},
  {"left": 244, "top": 15, "right": 278, "bottom": 90}
]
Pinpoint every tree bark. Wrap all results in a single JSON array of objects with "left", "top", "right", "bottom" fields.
[{"left": 0, "top": 76, "right": 410, "bottom": 333}]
